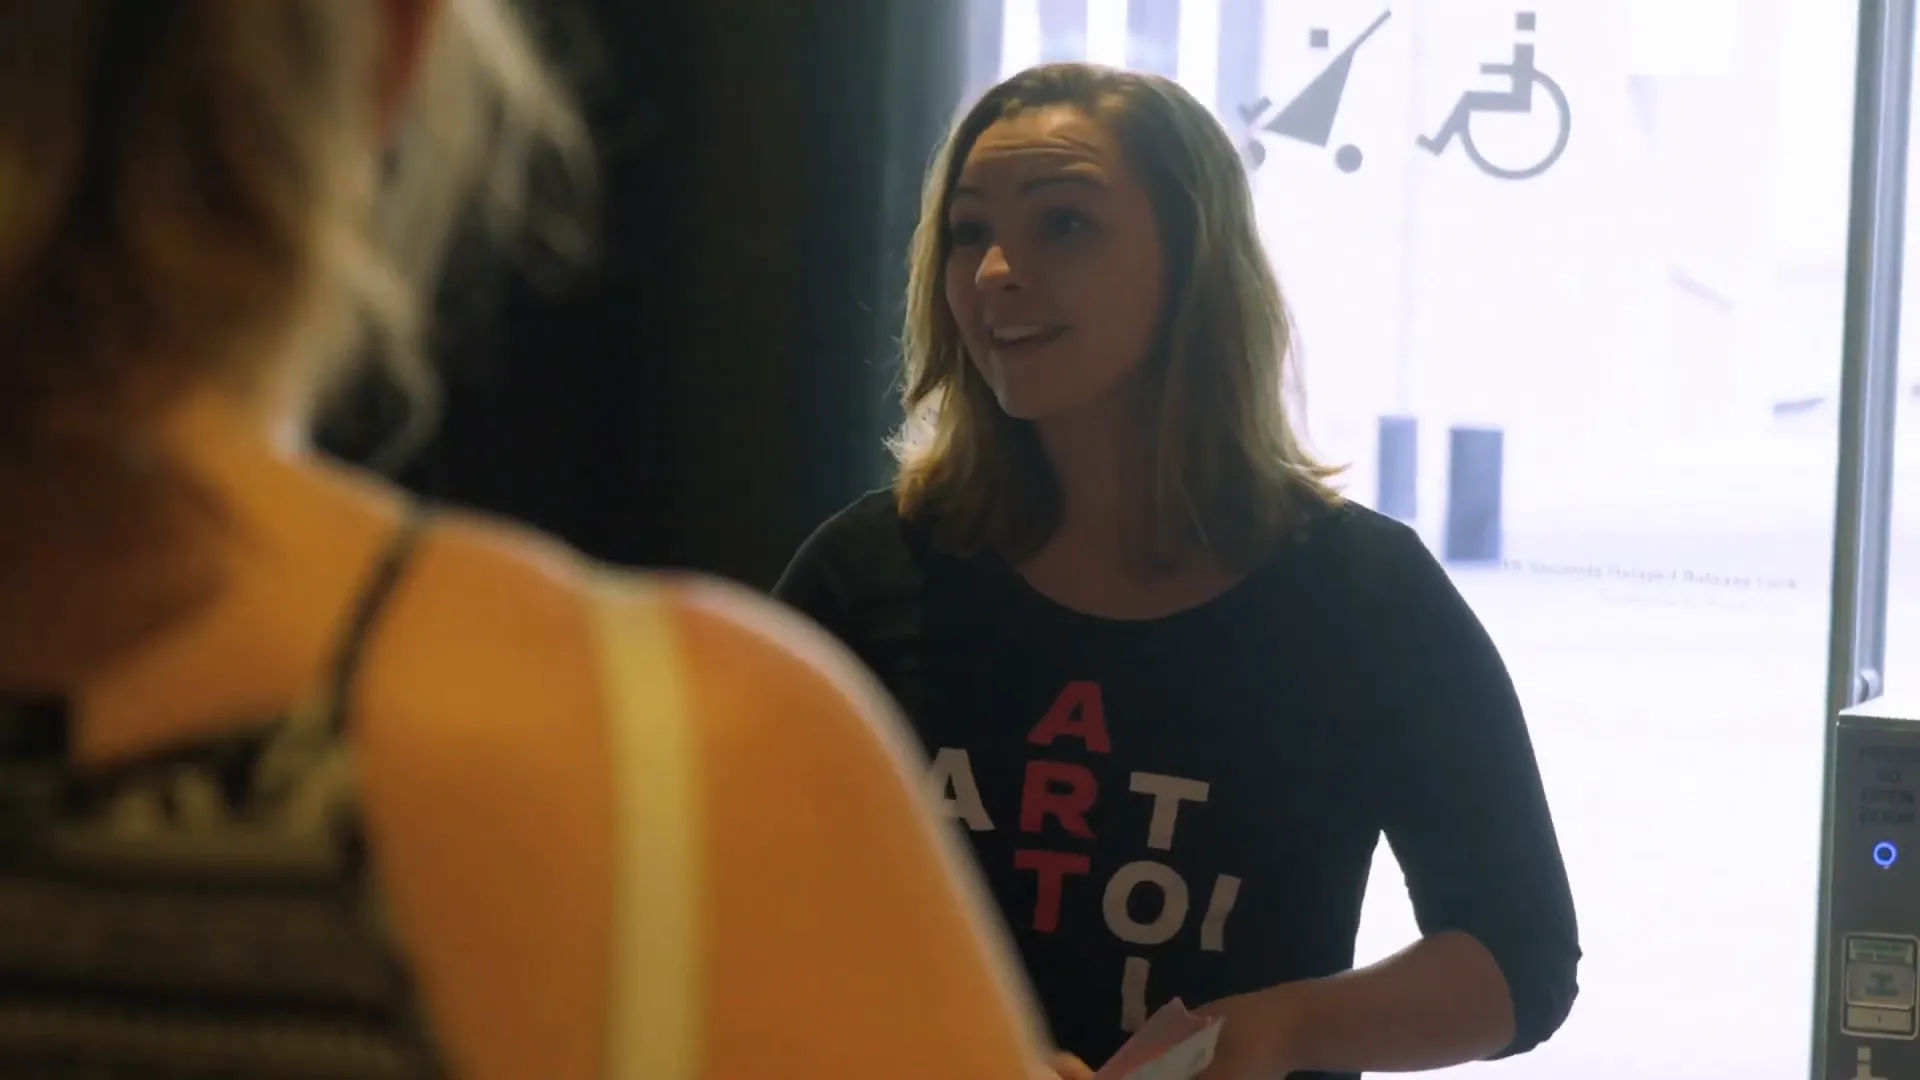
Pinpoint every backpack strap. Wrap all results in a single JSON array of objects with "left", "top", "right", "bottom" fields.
[{"left": 590, "top": 575, "right": 703, "bottom": 1080}]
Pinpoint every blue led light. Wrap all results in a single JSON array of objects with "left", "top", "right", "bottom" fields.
[{"left": 1874, "top": 841, "right": 1899, "bottom": 869}]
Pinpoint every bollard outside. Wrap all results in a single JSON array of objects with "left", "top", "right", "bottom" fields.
[
  {"left": 1376, "top": 414, "right": 1419, "bottom": 523},
  {"left": 1444, "top": 426, "right": 1504, "bottom": 564}
]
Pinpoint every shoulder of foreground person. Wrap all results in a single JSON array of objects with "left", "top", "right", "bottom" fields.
[
  {"left": 351, "top": 511, "right": 1046, "bottom": 1080},
  {"left": 344, "top": 511, "right": 619, "bottom": 1080},
  {"left": 661, "top": 572, "right": 1050, "bottom": 1079}
]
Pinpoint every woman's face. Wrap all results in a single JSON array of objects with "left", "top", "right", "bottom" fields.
[{"left": 943, "top": 104, "right": 1166, "bottom": 422}]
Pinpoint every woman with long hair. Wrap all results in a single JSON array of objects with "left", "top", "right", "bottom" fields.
[
  {"left": 778, "top": 63, "right": 1580, "bottom": 1080},
  {"left": 0, "top": 4, "right": 1046, "bottom": 1078}
]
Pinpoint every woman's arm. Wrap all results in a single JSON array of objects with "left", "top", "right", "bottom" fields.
[
  {"left": 1355, "top": 526, "right": 1580, "bottom": 1062},
  {"left": 1203, "top": 931, "right": 1517, "bottom": 1075},
  {"left": 1206, "top": 522, "right": 1579, "bottom": 1078}
]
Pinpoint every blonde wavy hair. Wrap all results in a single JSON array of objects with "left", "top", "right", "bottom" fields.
[
  {"left": 0, "top": 0, "right": 589, "bottom": 455},
  {"left": 892, "top": 63, "right": 1341, "bottom": 573}
]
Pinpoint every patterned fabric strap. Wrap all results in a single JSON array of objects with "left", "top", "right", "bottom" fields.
[{"left": 591, "top": 576, "right": 703, "bottom": 1080}]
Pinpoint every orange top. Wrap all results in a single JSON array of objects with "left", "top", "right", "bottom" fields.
[
  {"left": 353, "top": 512, "right": 1052, "bottom": 1080},
  {"left": 4, "top": 432, "right": 1047, "bottom": 1080}
]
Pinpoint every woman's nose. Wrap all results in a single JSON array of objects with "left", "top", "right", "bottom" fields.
[{"left": 975, "top": 243, "right": 1020, "bottom": 290}]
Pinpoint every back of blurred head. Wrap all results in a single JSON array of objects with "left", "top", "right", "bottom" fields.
[{"left": 0, "top": 0, "right": 587, "bottom": 462}]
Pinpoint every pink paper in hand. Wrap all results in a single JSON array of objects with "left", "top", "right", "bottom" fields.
[{"left": 1092, "top": 999, "right": 1223, "bottom": 1080}]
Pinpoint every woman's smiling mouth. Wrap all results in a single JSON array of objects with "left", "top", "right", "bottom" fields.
[{"left": 988, "top": 325, "right": 1068, "bottom": 353}]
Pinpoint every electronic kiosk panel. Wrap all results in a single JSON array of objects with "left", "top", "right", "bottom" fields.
[{"left": 1821, "top": 696, "right": 1920, "bottom": 1079}]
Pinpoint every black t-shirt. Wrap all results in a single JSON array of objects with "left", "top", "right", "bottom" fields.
[{"left": 774, "top": 491, "right": 1579, "bottom": 1076}]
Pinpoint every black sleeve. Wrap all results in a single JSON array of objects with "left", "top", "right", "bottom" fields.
[
  {"left": 772, "top": 492, "right": 907, "bottom": 651},
  {"left": 1353, "top": 523, "right": 1580, "bottom": 1058},
  {"left": 771, "top": 513, "right": 859, "bottom": 645}
]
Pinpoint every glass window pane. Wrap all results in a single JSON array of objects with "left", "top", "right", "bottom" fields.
[
  {"left": 966, "top": 2, "right": 1859, "bottom": 1075},
  {"left": 1882, "top": 14, "right": 1920, "bottom": 721}
]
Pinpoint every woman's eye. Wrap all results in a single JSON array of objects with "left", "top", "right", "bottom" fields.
[
  {"left": 1042, "top": 208, "right": 1090, "bottom": 238},
  {"left": 948, "top": 220, "right": 988, "bottom": 247}
]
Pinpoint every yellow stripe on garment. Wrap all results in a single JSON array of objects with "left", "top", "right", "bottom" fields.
[{"left": 592, "top": 578, "right": 701, "bottom": 1080}]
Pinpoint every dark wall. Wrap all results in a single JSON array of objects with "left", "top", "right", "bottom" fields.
[{"left": 326, "top": 0, "right": 969, "bottom": 589}]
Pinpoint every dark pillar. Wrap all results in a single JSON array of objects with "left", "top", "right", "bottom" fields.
[
  {"left": 1444, "top": 426, "right": 1505, "bottom": 564},
  {"left": 322, "top": 0, "right": 971, "bottom": 590},
  {"left": 663, "top": 0, "right": 969, "bottom": 587}
]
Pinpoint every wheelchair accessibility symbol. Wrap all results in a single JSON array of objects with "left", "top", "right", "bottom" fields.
[{"left": 1417, "top": 11, "right": 1571, "bottom": 181}]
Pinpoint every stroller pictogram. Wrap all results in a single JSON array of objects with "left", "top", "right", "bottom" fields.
[
  {"left": 1416, "top": 11, "right": 1571, "bottom": 181},
  {"left": 1238, "top": 11, "right": 1392, "bottom": 174}
]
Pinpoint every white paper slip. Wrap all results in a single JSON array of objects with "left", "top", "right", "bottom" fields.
[
  {"left": 1113, "top": 1023, "right": 1221, "bottom": 1080},
  {"left": 1093, "top": 999, "right": 1223, "bottom": 1080}
]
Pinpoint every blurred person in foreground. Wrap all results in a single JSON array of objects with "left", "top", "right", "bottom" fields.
[
  {"left": 778, "top": 63, "right": 1580, "bottom": 1080},
  {"left": 0, "top": 3, "right": 1048, "bottom": 1078}
]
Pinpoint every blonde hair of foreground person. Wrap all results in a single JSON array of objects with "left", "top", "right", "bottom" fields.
[{"left": 0, "top": 3, "right": 1048, "bottom": 1080}]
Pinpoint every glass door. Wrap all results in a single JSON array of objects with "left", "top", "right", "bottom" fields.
[
  {"left": 964, "top": 2, "right": 1863, "bottom": 1075},
  {"left": 1877, "top": 3, "right": 1920, "bottom": 723}
]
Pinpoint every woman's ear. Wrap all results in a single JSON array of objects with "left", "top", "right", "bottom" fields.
[{"left": 372, "top": 0, "right": 442, "bottom": 142}]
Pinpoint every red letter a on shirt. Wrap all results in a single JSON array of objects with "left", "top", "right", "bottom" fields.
[{"left": 1026, "top": 680, "right": 1112, "bottom": 753}]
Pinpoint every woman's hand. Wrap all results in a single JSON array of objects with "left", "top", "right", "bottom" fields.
[
  {"left": 1191, "top": 991, "right": 1297, "bottom": 1080},
  {"left": 1045, "top": 1051, "right": 1096, "bottom": 1080}
]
